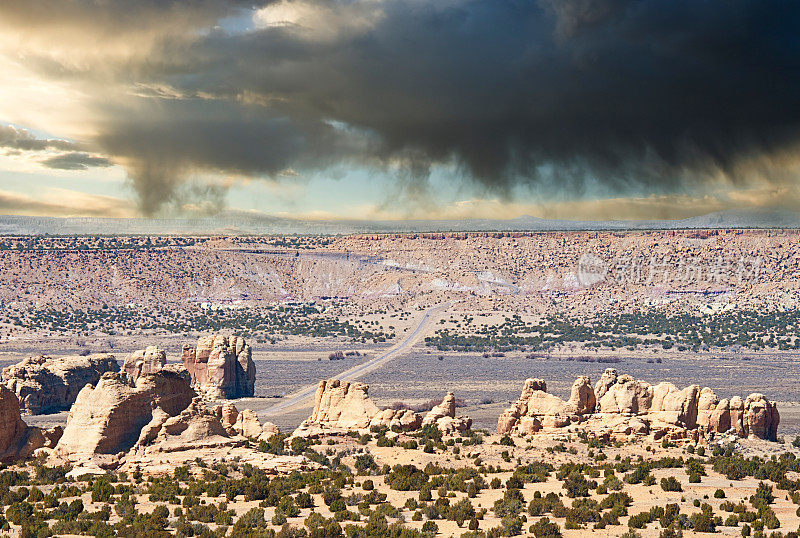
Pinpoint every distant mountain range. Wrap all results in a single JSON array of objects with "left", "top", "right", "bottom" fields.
[{"left": 1, "top": 209, "right": 799, "bottom": 235}]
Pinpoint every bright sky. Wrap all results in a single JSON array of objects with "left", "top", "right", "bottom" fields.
[{"left": 1, "top": 1, "right": 799, "bottom": 221}]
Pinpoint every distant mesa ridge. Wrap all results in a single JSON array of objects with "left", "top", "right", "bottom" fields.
[{"left": 1, "top": 208, "right": 799, "bottom": 235}]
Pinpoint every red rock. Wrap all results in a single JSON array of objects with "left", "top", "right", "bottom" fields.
[{"left": 182, "top": 335, "right": 256, "bottom": 400}]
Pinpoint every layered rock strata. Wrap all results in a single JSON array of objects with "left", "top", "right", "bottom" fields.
[
  {"left": 498, "top": 369, "right": 780, "bottom": 441},
  {"left": 2, "top": 354, "right": 119, "bottom": 414},
  {"left": 181, "top": 335, "right": 256, "bottom": 399}
]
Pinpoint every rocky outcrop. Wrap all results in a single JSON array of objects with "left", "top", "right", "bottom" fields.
[
  {"left": 306, "top": 379, "right": 382, "bottom": 429},
  {"left": 49, "top": 370, "right": 314, "bottom": 476},
  {"left": 181, "top": 335, "right": 256, "bottom": 400},
  {"left": 133, "top": 398, "right": 245, "bottom": 454},
  {"left": 216, "top": 403, "right": 280, "bottom": 442},
  {"left": 2, "top": 354, "right": 119, "bottom": 414},
  {"left": 122, "top": 346, "right": 166, "bottom": 381},
  {"left": 53, "top": 371, "right": 196, "bottom": 465},
  {"left": 497, "top": 377, "right": 598, "bottom": 435},
  {"left": 498, "top": 369, "right": 780, "bottom": 441},
  {"left": 421, "top": 392, "right": 472, "bottom": 434},
  {"left": 0, "top": 386, "right": 61, "bottom": 462},
  {"left": 296, "top": 379, "right": 469, "bottom": 436},
  {"left": 743, "top": 393, "right": 780, "bottom": 440}
]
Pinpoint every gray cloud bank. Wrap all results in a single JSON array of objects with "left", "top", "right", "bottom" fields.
[
  {"left": 0, "top": 125, "right": 111, "bottom": 170},
  {"left": 3, "top": 0, "right": 800, "bottom": 214}
]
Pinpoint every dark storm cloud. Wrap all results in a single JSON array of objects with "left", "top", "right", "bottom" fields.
[
  {"left": 0, "top": 125, "right": 111, "bottom": 170},
  {"left": 41, "top": 152, "right": 112, "bottom": 170},
  {"left": 6, "top": 0, "right": 800, "bottom": 214}
]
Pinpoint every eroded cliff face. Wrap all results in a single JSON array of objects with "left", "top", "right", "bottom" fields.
[
  {"left": 54, "top": 371, "right": 196, "bottom": 462},
  {"left": 122, "top": 346, "right": 166, "bottom": 381},
  {"left": 2, "top": 354, "right": 119, "bottom": 415},
  {"left": 181, "top": 335, "right": 256, "bottom": 400},
  {"left": 0, "top": 385, "right": 61, "bottom": 462},
  {"left": 498, "top": 368, "right": 780, "bottom": 442},
  {"left": 45, "top": 370, "right": 313, "bottom": 477},
  {"left": 295, "top": 379, "right": 471, "bottom": 436}
]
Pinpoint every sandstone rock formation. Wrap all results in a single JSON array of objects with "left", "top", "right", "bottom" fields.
[
  {"left": 2, "top": 354, "right": 119, "bottom": 414},
  {"left": 421, "top": 392, "right": 472, "bottom": 434},
  {"left": 122, "top": 346, "right": 166, "bottom": 381},
  {"left": 498, "top": 369, "right": 780, "bottom": 441},
  {"left": 53, "top": 371, "right": 196, "bottom": 465},
  {"left": 182, "top": 335, "right": 256, "bottom": 400},
  {"left": 48, "top": 369, "right": 313, "bottom": 476},
  {"left": 133, "top": 398, "right": 245, "bottom": 455},
  {"left": 296, "top": 379, "right": 470, "bottom": 435},
  {"left": 216, "top": 403, "right": 280, "bottom": 442},
  {"left": 0, "top": 386, "right": 61, "bottom": 462}
]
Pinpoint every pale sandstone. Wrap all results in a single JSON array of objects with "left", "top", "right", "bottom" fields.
[
  {"left": 2, "top": 354, "right": 119, "bottom": 414},
  {"left": 215, "top": 403, "right": 280, "bottom": 442},
  {"left": 297, "top": 379, "right": 470, "bottom": 436},
  {"left": 53, "top": 371, "right": 195, "bottom": 465},
  {"left": 498, "top": 368, "right": 780, "bottom": 441},
  {"left": 421, "top": 392, "right": 472, "bottom": 434},
  {"left": 122, "top": 346, "right": 166, "bottom": 381},
  {"left": 133, "top": 398, "right": 244, "bottom": 454}
]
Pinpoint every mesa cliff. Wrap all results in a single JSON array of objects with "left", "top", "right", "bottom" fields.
[{"left": 498, "top": 368, "right": 780, "bottom": 441}]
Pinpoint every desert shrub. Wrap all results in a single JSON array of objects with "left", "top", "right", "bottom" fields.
[
  {"left": 750, "top": 482, "right": 774, "bottom": 508},
  {"left": 562, "top": 472, "right": 591, "bottom": 498},
  {"left": 529, "top": 517, "right": 562, "bottom": 537},
  {"left": 660, "top": 477, "right": 682, "bottom": 492}
]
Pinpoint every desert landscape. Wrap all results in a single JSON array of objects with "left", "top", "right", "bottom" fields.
[{"left": 0, "top": 231, "right": 798, "bottom": 537}]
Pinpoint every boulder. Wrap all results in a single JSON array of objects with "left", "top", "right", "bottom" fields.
[
  {"left": 133, "top": 398, "right": 244, "bottom": 454},
  {"left": 369, "top": 408, "right": 423, "bottom": 431},
  {"left": 0, "top": 385, "right": 61, "bottom": 462},
  {"left": 307, "top": 379, "right": 382, "bottom": 429},
  {"left": 596, "top": 374, "right": 653, "bottom": 414},
  {"left": 2, "top": 354, "right": 119, "bottom": 414},
  {"left": 497, "top": 378, "right": 550, "bottom": 434},
  {"left": 594, "top": 368, "right": 618, "bottom": 401},
  {"left": 182, "top": 335, "right": 256, "bottom": 400},
  {"left": 122, "top": 346, "right": 166, "bottom": 381},
  {"left": 54, "top": 371, "right": 195, "bottom": 463},
  {"left": 422, "top": 393, "right": 472, "bottom": 434},
  {"left": 215, "top": 404, "right": 280, "bottom": 442},
  {"left": 695, "top": 387, "right": 719, "bottom": 429},
  {"left": 729, "top": 396, "right": 746, "bottom": 436},
  {"left": 647, "top": 383, "right": 700, "bottom": 429},
  {"left": 709, "top": 398, "right": 731, "bottom": 434},
  {"left": 743, "top": 393, "right": 780, "bottom": 441},
  {"left": 566, "top": 376, "right": 596, "bottom": 415},
  {"left": 497, "top": 378, "right": 576, "bottom": 435}
]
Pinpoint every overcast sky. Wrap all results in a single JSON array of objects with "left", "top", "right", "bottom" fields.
[{"left": 1, "top": 0, "right": 799, "bottom": 221}]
